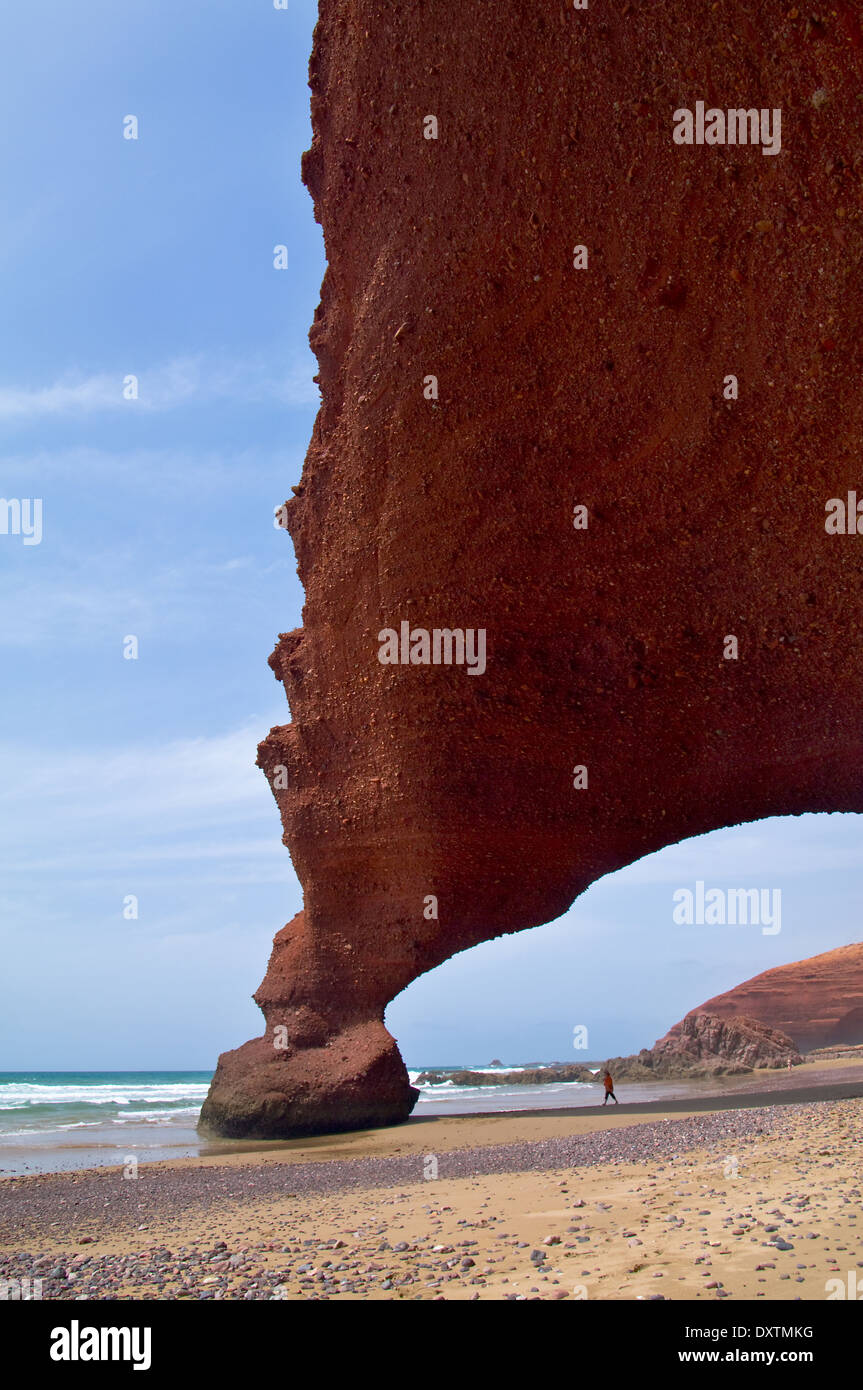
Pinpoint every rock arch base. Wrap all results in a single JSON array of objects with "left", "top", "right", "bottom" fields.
[{"left": 198, "top": 0, "right": 863, "bottom": 1138}]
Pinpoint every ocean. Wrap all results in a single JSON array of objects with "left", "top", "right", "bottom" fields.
[{"left": 0, "top": 1068, "right": 690, "bottom": 1177}]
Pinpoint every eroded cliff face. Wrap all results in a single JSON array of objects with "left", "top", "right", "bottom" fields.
[
  {"left": 199, "top": 2, "right": 863, "bottom": 1138},
  {"left": 674, "top": 943, "right": 863, "bottom": 1052},
  {"left": 652, "top": 1013, "right": 802, "bottom": 1071}
]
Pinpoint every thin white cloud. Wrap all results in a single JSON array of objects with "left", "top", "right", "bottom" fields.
[
  {"left": 0, "top": 444, "right": 303, "bottom": 487},
  {"left": 0, "top": 547, "right": 296, "bottom": 647},
  {"left": 0, "top": 720, "right": 285, "bottom": 853},
  {"left": 0, "top": 721, "right": 299, "bottom": 903},
  {"left": 0, "top": 353, "right": 320, "bottom": 419}
]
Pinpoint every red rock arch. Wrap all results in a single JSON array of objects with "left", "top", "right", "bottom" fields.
[{"left": 199, "top": 1, "right": 863, "bottom": 1137}]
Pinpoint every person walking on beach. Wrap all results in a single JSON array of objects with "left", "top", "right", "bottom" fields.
[{"left": 602, "top": 1069, "right": 618, "bottom": 1105}]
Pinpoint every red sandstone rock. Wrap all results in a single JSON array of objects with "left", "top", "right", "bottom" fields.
[
  {"left": 674, "top": 943, "right": 863, "bottom": 1052},
  {"left": 652, "top": 1013, "right": 801, "bottom": 1071},
  {"left": 199, "top": 2, "right": 863, "bottom": 1138}
]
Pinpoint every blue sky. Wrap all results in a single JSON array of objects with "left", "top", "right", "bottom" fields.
[{"left": 2, "top": 2, "right": 861, "bottom": 1072}]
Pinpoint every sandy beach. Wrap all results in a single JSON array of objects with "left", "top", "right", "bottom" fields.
[{"left": 1, "top": 1065, "right": 861, "bottom": 1301}]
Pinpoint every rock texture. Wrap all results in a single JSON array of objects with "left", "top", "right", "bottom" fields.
[
  {"left": 650, "top": 1013, "right": 801, "bottom": 1072},
  {"left": 677, "top": 943, "right": 863, "bottom": 1052},
  {"left": 200, "top": 2, "right": 863, "bottom": 1138}
]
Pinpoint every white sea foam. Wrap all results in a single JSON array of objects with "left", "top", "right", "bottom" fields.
[
  {"left": 112, "top": 1107, "right": 201, "bottom": 1123},
  {"left": 415, "top": 1081, "right": 591, "bottom": 1099},
  {"left": 0, "top": 1082, "right": 210, "bottom": 1109},
  {"left": 408, "top": 1067, "right": 531, "bottom": 1084}
]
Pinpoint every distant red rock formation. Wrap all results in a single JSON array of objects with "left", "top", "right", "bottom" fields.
[
  {"left": 672, "top": 944, "right": 863, "bottom": 1051},
  {"left": 653, "top": 1012, "right": 801, "bottom": 1071}
]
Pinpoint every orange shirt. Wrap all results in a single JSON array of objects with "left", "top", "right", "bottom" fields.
[{"left": 604, "top": 1074, "right": 614, "bottom": 1091}]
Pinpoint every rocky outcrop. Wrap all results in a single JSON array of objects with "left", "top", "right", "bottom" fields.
[
  {"left": 678, "top": 943, "right": 863, "bottom": 1052},
  {"left": 415, "top": 1025, "right": 799, "bottom": 1086},
  {"left": 415, "top": 1064, "right": 595, "bottom": 1088},
  {"left": 651, "top": 1013, "right": 801, "bottom": 1073},
  {"left": 200, "top": 2, "right": 863, "bottom": 1138}
]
